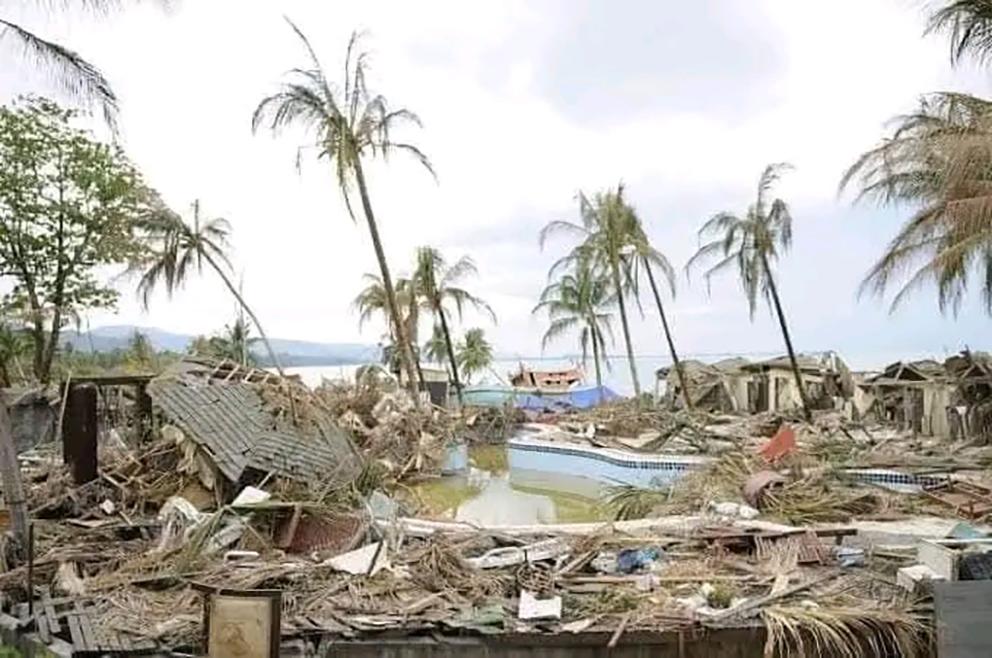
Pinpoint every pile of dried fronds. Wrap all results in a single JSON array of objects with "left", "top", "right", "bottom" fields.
[
  {"left": 403, "top": 535, "right": 509, "bottom": 600},
  {"left": 763, "top": 604, "right": 933, "bottom": 658}
]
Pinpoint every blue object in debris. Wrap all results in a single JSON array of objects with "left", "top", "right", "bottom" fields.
[
  {"left": 616, "top": 548, "right": 664, "bottom": 573},
  {"left": 514, "top": 386, "right": 621, "bottom": 411},
  {"left": 441, "top": 442, "right": 469, "bottom": 475}
]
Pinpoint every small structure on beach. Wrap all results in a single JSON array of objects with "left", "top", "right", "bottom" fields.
[{"left": 510, "top": 364, "right": 583, "bottom": 390}]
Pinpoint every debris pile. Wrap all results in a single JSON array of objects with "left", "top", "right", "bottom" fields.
[{"left": 4, "top": 355, "right": 992, "bottom": 656}]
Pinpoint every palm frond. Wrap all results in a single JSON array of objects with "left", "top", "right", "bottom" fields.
[{"left": 1, "top": 18, "right": 117, "bottom": 129}]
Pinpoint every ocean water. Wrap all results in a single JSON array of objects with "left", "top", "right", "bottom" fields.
[
  {"left": 285, "top": 350, "right": 946, "bottom": 397},
  {"left": 285, "top": 357, "right": 670, "bottom": 396}
]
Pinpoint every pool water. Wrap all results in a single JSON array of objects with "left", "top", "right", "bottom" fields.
[{"left": 411, "top": 441, "right": 694, "bottom": 525}]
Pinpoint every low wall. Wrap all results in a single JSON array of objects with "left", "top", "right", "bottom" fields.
[{"left": 3, "top": 389, "right": 56, "bottom": 453}]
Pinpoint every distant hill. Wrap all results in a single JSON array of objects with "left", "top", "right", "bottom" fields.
[{"left": 60, "top": 325, "right": 379, "bottom": 367}]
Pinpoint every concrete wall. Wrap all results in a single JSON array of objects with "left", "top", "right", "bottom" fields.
[{"left": 3, "top": 388, "right": 56, "bottom": 452}]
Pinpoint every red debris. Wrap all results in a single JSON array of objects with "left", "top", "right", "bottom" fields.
[{"left": 758, "top": 425, "right": 796, "bottom": 463}]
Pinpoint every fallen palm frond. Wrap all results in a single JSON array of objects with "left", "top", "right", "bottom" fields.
[
  {"left": 762, "top": 604, "right": 933, "bottom": 658},
  {"left": 761, "top": 479, "right": 881, "bottom": 525},
  {"left": 604, "top": 484, "right": 669, "bottom": 520}
]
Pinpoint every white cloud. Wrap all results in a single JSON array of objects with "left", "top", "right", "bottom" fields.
[{"left": 3, "top": 0, "right": 991, "bottom": 363}]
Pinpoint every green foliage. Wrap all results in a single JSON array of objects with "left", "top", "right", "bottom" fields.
[
  {"left": 188, "top": 319, "right": 259, "bottom": 366},
  {"left": 456, "top": 328, "right": 493, "bottom": 384},
  {"left": 423, "top": 323, "right": 449, "bottom": 365},
  {"left": 412, "top": 247, "right": 495, "bottom": 325},
  {"left": 0, "top": 324, "right": 30, "bottom": 386},
  {"left": 0, "top": 97, "right": 157, "bottom": 382},
  {"left": 353, "top": 273, "right": 420, "bottom": 347}
]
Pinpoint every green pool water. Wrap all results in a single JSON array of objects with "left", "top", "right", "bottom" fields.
[{"left": 408, "top": 445, "right": 612, "bottom": 524}]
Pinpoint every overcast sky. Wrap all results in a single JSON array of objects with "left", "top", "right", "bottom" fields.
[{"left": 3, "top": 0, "right": 991, "bottom": 366}]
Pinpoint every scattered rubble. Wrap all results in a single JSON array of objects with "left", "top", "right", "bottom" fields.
[{"left": 3, "top": 354, "right": 992, "bottom": 656}]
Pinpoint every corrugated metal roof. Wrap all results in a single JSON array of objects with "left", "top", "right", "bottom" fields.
[{"left": 148, "top": 377, "right": 361, "bottom": 487}]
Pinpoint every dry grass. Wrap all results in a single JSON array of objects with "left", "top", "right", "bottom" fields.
[{"left": 762, "top": 604, "right": 933, "bottom": 658}]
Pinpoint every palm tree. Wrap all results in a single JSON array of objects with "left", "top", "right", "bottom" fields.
[
  {"left": 532, "top": 256, "right": 615, "bottom": 389},
  {"left": 134, "top": 200, "right": 286, "bottom": 376},
  {"left": 456, "top": 328, "right": 493, "bottom": 385},
  {"left": 352, "top": 273, "right": 424, "bottom": 385},
  {"left": 623, "top": 211, "right": 693, "bottom": 409},
  {"left": 423, "top": 324, "right": 449, "bottom": 368},
  {"left": 253, "top": 23, "right": 433, "bottom": 401},
  {"left": 687, "top": 163, "right": 812, "bottom": 421},
  {"left": 125, "top": 330, "right": 154, "bottom": 368},
  {"left": 541, "top": 185, "right": 644, "bottom": 396},
  {"left": 411, "top": 247, "right": 495, "bottom": 405},
  {"left": 840, "top": 92, "right": 992, "bottom": 315},
  {"left": 927, "top": 0, "right": 992, "bottom": 65}
]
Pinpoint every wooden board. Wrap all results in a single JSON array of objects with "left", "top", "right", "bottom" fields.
[{"left": 934, "top": 581, "right": 992, "bottom": 658}]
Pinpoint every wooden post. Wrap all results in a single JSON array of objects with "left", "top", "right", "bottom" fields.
[{"left": 63, "top": 384, "right": 98, "bottom": 485}]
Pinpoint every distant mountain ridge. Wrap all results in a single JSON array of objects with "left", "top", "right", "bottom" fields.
[{"left": 60, "top": 325, "right": 379, "bottom": 367}]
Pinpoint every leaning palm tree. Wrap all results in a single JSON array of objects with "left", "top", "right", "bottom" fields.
[
  {"left": 927, "top": 0, "right": 992, "bottom": 65},
  {"left": 532, "top": 256, "right": 615, "bottom": 390},
  {"left": 687, "top": 163, "right": 812, "bottom": 421},
  {"left": 253, "top": 23, "right": 433, "bottom": 401},
  {"left": 840, "top": 92, "right": 992, "bottom": 315},
  {"left": 412, "top": 247, "right": 495, "bottom": 405},
  {"left": 541, "top": 185, "right": 644, "bottom": 396},
  {"left": 134, "top": 200, "right": 286, "bottom": 376},
  {"left": 624, "top": 215, "right": 693, "bottom": 409},
  {"left": 456, "top": 328, "right": 494, "bottom": 385}
]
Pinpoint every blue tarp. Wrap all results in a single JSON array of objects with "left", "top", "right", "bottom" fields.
[{"left": 513, "top": 385, "right": 619, "bottom": 411}]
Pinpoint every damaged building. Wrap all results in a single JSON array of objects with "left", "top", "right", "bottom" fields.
[
  {"left": 864, "top": 360, "right": 953, "bottom": 438},
  {"left": 657, "top": 353, "right": 856, "bottom": 415}
]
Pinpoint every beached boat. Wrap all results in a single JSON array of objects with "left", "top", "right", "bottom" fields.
[{"left": 463, "top": 364, "right": 618, "bottom": 409}]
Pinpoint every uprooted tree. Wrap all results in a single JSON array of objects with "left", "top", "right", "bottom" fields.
[{"left": 0, "top": 97, "right": 156, "bottom": 384}]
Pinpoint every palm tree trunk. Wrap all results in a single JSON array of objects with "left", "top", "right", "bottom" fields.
[
  {"left": 590, "top": 326, "right": 604, "bottom": 404},
  {"left": 0, "top": 397, "right": 28, "bottom": 551},
  {"left": 590, "top": 328, "right": 603, "bottom": 388},
  {"left": 352, "top": 160, "right": 420, "bottom": 403},
  {"left": 760, "top": 253, "right": 812, "bottom": 421},
  {"left": 202, "top": 253, "right": 285, "bottom": 377},
  {"left": 610, "top": 257, "right": 641, "bottom": 397},
  {"left": 644, "top": 259, "right": 692, "bottom": 410},
  {"left": 437, "top": 306, "right": 464, "bottom": 406}
]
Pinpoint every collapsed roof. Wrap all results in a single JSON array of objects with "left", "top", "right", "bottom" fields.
[{"left": 147, "top": 358, "right": 362, "bottom": 487}]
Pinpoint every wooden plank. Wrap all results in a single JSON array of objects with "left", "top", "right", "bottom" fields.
[
  {"left": 934, "top": 581, "right": 992, "bottom": 658},
  {"left": 66, "top": 612, "right": 85, "bottom": 651},
  {"left": 74, "top": 603, "right": 98, "bottom": 652},
  {"left": 36, "top": 610, "right": 51, "bottom": 643},
  {"left": 43, "top": 593, "right": 61, "bottom": 634}
]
